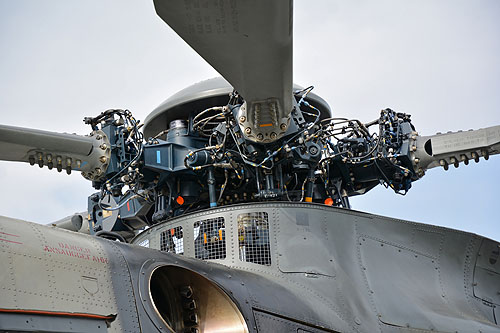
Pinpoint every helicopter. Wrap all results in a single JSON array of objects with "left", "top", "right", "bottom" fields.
[
  {"left": 0, "top": 0, "right": 499, "bottom": 238},
  {"left": 0, "top": 1, "right": 499, "bottom": 333}
]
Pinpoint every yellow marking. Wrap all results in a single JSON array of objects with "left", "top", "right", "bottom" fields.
[
  {"left": 102, "top": 210, "right": 112, "bottom": 218},
  {"left": 203, "top": 233, "right": 207, "bottom": 244},
  {"left": 259, "top": 123, "right": 273, "bottom": 127},
  {"left": 305, "top": 197, "right": 313, "bottom": 203},
  {"left": 219, "top": 229, "right": 223, "bottom": 240}
]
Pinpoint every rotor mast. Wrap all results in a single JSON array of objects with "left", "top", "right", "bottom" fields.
[{"left": 153, "top": 0, "right": 294, "bottom": 143}]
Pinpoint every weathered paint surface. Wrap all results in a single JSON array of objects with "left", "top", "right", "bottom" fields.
[{"left": 1, "top": 202, "right": 499, "bottom": 332}]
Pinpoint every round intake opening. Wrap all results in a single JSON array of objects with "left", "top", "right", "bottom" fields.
[{"left": 149, "top": 265, "right": 249, "bottom": 333}]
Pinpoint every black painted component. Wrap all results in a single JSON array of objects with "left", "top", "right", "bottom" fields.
[
  {"left": 186, "top": 150, "right": 212, "bottom": 167},
  {"left": 207, "top": 167, "right": 217, "bottom": 208},
  {"left": 84, "top": 104, "right": 424, "bottom": 236}
]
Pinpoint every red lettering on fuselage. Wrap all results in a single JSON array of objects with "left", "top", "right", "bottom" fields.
[
  {"left": 92, "top": 256, "right": 108, "bottom": 264},
  {"left": 43, "top": 243, "right": 105, "bottom": 263}
]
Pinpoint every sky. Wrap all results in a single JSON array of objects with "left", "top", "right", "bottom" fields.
[{"left": 0, "top": 0, "right": 499, "bottom": 241}]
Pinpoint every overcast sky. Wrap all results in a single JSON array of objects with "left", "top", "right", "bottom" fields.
[{"left": 0, "top": 0, "right": 499, "bottom": 241}]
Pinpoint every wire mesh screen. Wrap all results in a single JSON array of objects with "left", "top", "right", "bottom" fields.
[
  {"left": 138, "top": 238, "right": 149, "bottom": 248},
  {"left": 238, "top": 212, "right": 271, "bottom": 266},
  {"left": 194, "top": 217, "right": 226, "bottom": 260},
  {"left": 160, "top": 226, "right": 184, "bottom": 254}
]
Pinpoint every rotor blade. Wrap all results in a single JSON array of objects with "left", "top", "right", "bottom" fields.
[
  {"left": 0, "top": 124, "right": 110, "bottom": 178},
  {"left": 154, "top": 0, "right": 293, "bottom": 142},
  {"left": 413, "top": 125, "right": 500, "bottom": 172}
]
